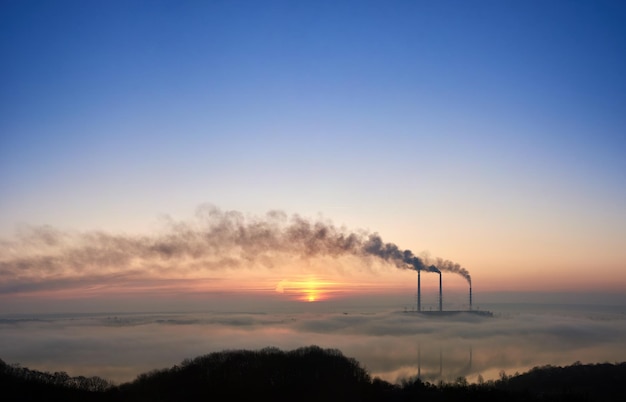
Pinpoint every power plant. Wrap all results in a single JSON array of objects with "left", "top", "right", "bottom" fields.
[{"left": 414, "top": 268, "right": 487, "bottom": 316}]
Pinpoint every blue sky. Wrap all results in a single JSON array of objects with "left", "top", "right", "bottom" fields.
[{"left": 1, "top": 1, "right": 625, "bottom": 303}]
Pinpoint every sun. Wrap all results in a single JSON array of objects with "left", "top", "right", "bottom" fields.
[
  {"left": 300, "top": 278, "right": 322, "bottom": 302},
  {"left": 304, "top": 288, "right": 320, "bottom": 302},
  {"left": 275, "top": 277, "right": 336, "bottom": 302}
]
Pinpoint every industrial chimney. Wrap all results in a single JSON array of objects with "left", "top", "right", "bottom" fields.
[
  {"left": 438, "top": 272, "right": 442, "bottom": 312},
  {"left": 469, "top": 285, "right": 472, "bottom": 311},
  {"left": 417, "top": 268, "right": 421, "bottom": 312}
]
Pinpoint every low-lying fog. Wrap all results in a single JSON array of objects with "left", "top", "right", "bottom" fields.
[{"left": 1, "top": 304, "right": 625, "bottom": 384}]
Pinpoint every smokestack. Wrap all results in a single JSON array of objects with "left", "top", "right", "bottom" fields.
[
  {"left": 417, "top": 268, "right": 421, "bottom": 312},
  {"left": 469, "top": 285, "right": 472, "bottom": 311},
  {"left": 438, "top": 272, "right": 442, "bottom": 312}
]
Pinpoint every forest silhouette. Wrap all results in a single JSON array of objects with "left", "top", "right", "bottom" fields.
[{"left": 2, "top": 346, "right": 625, "bottom": 401}]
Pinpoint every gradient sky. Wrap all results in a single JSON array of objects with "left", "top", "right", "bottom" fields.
[{"left": 1, "top": 0, "right": 625, "bottom": 311}]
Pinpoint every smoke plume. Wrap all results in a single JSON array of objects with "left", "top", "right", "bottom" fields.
[
  {"left": 433, "top": 258, "right": 472, "bottom": 285},
  {"left": 0, "top": 205, "right": 471, "bottom": 292}
]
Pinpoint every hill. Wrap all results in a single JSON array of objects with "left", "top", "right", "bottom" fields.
[{"left": 2, "top": 346, "right": 625, "bottom": 401}]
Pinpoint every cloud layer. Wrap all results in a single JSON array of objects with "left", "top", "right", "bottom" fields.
[{"left": 1, "top": 306, "right": 624, "bottom": 384}]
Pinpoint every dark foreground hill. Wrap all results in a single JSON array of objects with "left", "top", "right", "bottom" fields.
[{"left": 2, "top": 346, "right": 625, "bottom": 401}]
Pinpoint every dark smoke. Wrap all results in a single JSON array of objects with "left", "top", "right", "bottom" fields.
[
  {"left": 0, "top": 205, "right": 471, "bottom": 291},
  {"left": 433, "top": 258, "right": 472, "bottom": 285}
]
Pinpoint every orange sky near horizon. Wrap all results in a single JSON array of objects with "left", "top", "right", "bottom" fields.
[
  {"left": 4, "top": 252, "right": 623, "bottom": 314},
  {"left": 0, "top": 206, "right": 624, "bottom": 313}
]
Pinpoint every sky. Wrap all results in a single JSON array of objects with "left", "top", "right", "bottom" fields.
[{"left": 1, "top": 0, "right": 625, "bottom": 313}]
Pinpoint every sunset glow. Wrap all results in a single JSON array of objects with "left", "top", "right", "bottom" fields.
[{"left": 275, "top": 277, "right": 341, "bottom": 302}]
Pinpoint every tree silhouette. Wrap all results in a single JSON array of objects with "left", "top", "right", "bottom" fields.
[{"left": 2, "top": 350, "right": 625, "bottom": 401}]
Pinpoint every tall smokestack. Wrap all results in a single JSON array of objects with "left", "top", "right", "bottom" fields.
[
  {"left": 417, "top": 268, "right": 421, "bottom": 312},
  {"left": 438, "top": 272, "right": 442, "bottom": 312},
  {"left": 469, "top": 285, "right": 472, "bottom": 311}
]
